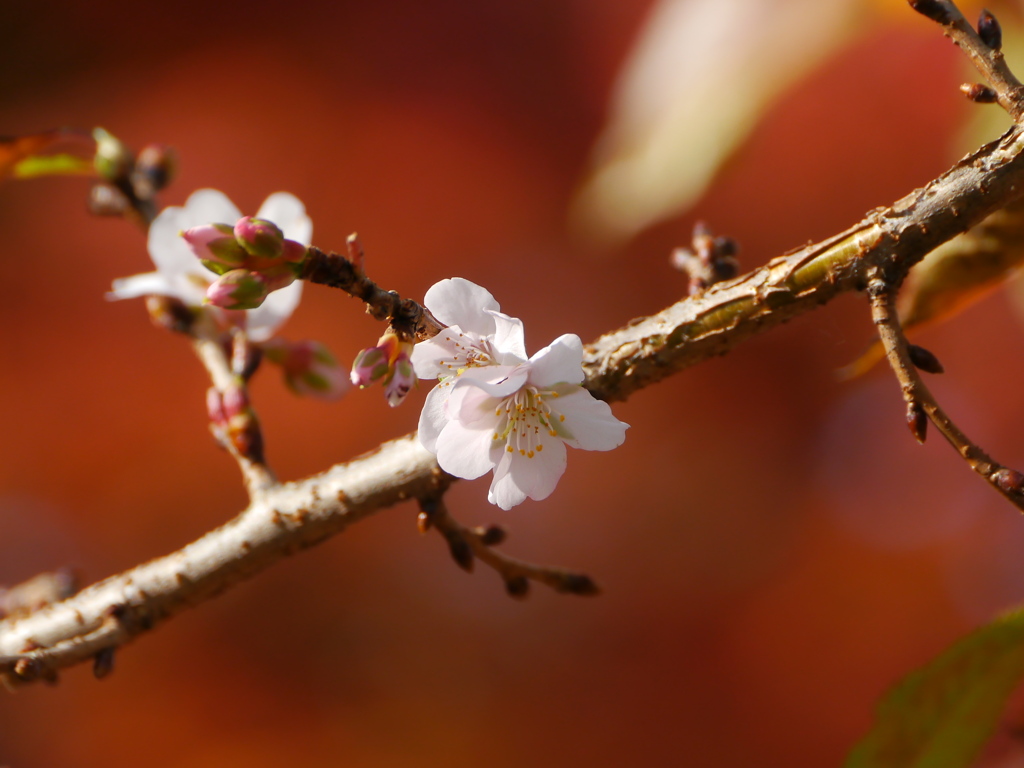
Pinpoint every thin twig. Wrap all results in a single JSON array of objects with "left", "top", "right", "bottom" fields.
[
  {"left": 300, "top": 242, "right": 444, "bottom": 341},
  {"left": 910, "top": 0, "right": 1024, "bottom": 119},
  {"left": 867, "top": 266, "right": 1024, "bottom": 508},
  {"left": 421, "top": 498, "right": 599, "bottom": 598}
]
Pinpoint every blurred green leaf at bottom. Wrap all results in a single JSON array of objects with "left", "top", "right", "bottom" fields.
[{"left": 845, "top": 608, "right": 1024, "bottom": 768}]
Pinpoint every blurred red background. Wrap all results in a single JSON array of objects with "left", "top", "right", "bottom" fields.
[{"left": 3, "top": 0, "right": 1024, "bottom": 766}]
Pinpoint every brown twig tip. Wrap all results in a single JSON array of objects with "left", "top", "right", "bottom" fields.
[
  {"left": 907, "top": 344, "right": 945, "bottom": 374},
  {"left": 446, "top": 535, "right": 475, "bottom": 572},
  {"left": 92, "top": 647, "right": 115, "bottom": 680},
  {"left": 908, "top": 0, "right": 952, "bottom": 24},
  {"left": 505, "top": 577, "right": 530, "bottom": 599},
  {"left": 672, "top": 222, "right": 740, "bottom": 296},
  {"left": 907, "top": 401, "right": 928, "bottom": 444},
  {"left": 994, "top": 468, "right": 1024, "bottom": 495},
  {"left": 979, "top": 9, "right": 1003, "bottom": 51},
  {"left": 557, "top": 573, "right": 600, "bottom": 596},
  {"left": 961, "top": 83, "right": 1000, "bottom": 103},
  {"left": 476, "top": 525, "right": 507, "bottom": 546}
]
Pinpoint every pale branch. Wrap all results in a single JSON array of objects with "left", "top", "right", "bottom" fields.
[
  {"left": 419, "top": 497, "right": 599, "bottom": 598},
  {"left": 0, "top": 434, "right": 446, "bottom": 687},
  {"left": 867, "top": 266, "right": 1024, "bottom": 510},
  {"left": 584, "top": 126, "right": 1024, "bottom": 401},
  {"left": 7, "top": 0, "right": 1024, "bottom": 686}
]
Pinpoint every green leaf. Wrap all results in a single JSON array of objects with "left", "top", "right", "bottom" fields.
[
  {"left": 13, "top": 153, "right": 93, "bottom": 178},
  {"left": 845, "top": 608, "right": 1024, "bottom": 768}
]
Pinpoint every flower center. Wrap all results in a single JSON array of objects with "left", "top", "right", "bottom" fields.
[{"left": 492, "top": 386, "right": 568, "bottom": 458}]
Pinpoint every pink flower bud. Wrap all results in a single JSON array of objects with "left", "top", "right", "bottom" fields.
[
  {"left": 234, "top": 216, "right": 285, "bottom": 259},
  {"left": 262, "top": 339, "right": 348, "bottom": 400},
  {"left": 182, "top": 223, "right": 247, "bottom": 273},
  {"left": 206, "top": 387, "right": 227, "bottom": 425},
  {"left": 384, "top": 353, "right": 416, "bottom": 407},
  {"left": 205, "top": 269, "right": 270, "bottom": 310},
  {"left": 350, "top": 333, "right": 416, "bottom": 406},
  {"left": 281, "top": 238, "right": 308, "bottom": 264}
]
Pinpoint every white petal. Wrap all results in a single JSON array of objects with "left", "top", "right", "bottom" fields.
[
  {"left": 146, "top": 189, "right": 241, "bottom": 305},
  {"left": 184, "top": 189, "right": 244, "bottom": 225},
  {"left": 256, "top": 192, "right": 312, "bottom": 245},
  {"left": 451, "top": 365, "right": 529, "bottom": 401},
  {"left": 435, "top": 421, "right": 498, "bottom": 480},
  {"left": 528, "top": 334, "right": 585, "bottom": 386},
  {"left": 487, "top": 310, "right": 528, "bottom": 364},
  {"left": 487, "top": 439, "right": 567, "bottom": 509},
  {"left": 417, "top": 384, "right": 450, "bottom": 453},
  {"left": 246, "top": 280, "right": 302, "bottom": 341},
  {"left": 423, "top": 278, "right": 500, "bottom": 336},
  {"left": 107, "top": 271, "right": 174, "bottom": 301},
  {"left": 547, "top": 386, "right": 628, "bottom": 451},
  {"left": 409, "top": 327, "right": 468, "bottom": 380}
]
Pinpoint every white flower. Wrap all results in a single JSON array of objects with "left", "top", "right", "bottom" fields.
[
  {"left": 412, "top": 278, "right": 628, "bottom": 509},
  {"left": 109, "top": 189, "right": 311, "bottom": 341}
]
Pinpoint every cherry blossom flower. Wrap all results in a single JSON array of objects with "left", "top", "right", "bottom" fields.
[
  {"left": 109, "top": 189, "right": 311, "bottom": 341},
  {"left": 412, "top": 278, "right": 628, "bottom": 509}
]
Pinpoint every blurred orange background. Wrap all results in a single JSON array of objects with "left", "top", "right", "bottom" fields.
[{"left": 3, "top": 1, "right": 1024, "bottom": 766}]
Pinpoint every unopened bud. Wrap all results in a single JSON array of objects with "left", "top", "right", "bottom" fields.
[
  {"left": 145, "top": 295, "right": 195, "bottom": 334},
  {"left": 384, "top": 354, "right": 416, "bottom": 407},
  {"left": 132, "top": 144, "right": 178, "bottom": 196},
  {"left": 263, "top": 339, "right": 348, "bottom": 400},
  {"left": 561, "top": 573, "right": 599, "bottom": 596},
  {"left": 978, "top": 9, "right": 1002, "bottom": 51},
  {"left": 960, "top": 83, "right": 999, "bottom": 103},
  {"left": 907, "top": 401, "right": 928, "bottom": 444},
  {"left": 477, "top": 525, "right": 507, "bottom": 546},
  {"left": 505, "top": 576, "right": 529, "bottom": 598},
  {"left": 183, "top": 223, "right": 247, "bottom": 273},
  {"left": 234, "top": 216, "right": 285, "bottom": 259},
  {"left": 908, "top": 0, "right": 952, "bottom": 24},
  {"left": 994, "top": 468, "right": 1024, "bottom": 495},
  {"left": 92, "top": 127, "right": 131, "bottom": 182},
  {"left": 93, "top": 647, "right": 115, "bottom": 680},
  {"left": 907, "top": 344, "right": 944, "bottom": 374},
  {"left": 447, "top": 536, "right": 474, "bottom": 572},
  {"left": 417, "top": 510, "right": 433, "bottom": 533},
  {"left": 206, "top": 269, "right": 270, "bottom": 310}
]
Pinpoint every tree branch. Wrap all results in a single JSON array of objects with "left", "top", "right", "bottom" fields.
[{"left": 8, "top": 3, "right": 1024, "bottom": 686}]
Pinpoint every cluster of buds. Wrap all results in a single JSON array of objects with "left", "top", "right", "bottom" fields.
[
  {"left": 671, "top": 221, "right": 739, "bottom": 296},
  {"left": 207, "top": 384, "right": 264, "bottom": 463},
  {"left": 261, "top": 339, "right": 349, "bottom": 400},
  {"left": 350, "top": 331, "right": 416, "bottom": 407},
  {"left": 183, "top": 216, "right": 308, "bottom": 310}
]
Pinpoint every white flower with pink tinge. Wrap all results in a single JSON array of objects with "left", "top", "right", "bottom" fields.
[
  {"left": 412, "top": 278, "right": 628, "bottom": 509},
  {"left": 109, "top": 189, "right": 310, "bottom": 341}
]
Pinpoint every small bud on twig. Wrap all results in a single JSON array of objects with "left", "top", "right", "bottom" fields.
[
  {"left": 505, "top": 576, "right": 530, "bottom": 598},
  {"left": 978, "top": 9, "right": 1003, "bottom": 51},
  {"left": 560, "top": 573, "right": 600, "bottom": 596},
  {"left": 477, "top": 525, "right": 507, "bottom": 547},
  {"left": 446, "top": 536, "right": 474, "bottom": 572},
  {"left": 961, "top": 83, "right": 1000, "bottom": 103},
  {"left": 994, "top": 468, "right": 1024, "bottom": 496},
  {"left": 908, "top": 0, "right": 952, "bottom": 24},
  {"left": 93, "top": 647, "right": 115, "bottom": 679},
  {"left": 907, "top": 401, "right": 928, "bottom": 444},
  {"left": 907, "top": 344, "right": 945, "bottom": 374},
  {"left": 416, "top": 511, "right": 432, "bottom": 533}
]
